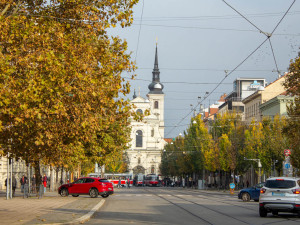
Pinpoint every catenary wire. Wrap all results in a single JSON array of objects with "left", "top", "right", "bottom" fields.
[
  {"left": 165, "top": 0, "right": 296, "bottom": 138},
  {"left": 134, "top": 0, "right": 145, "bottom": 62}
]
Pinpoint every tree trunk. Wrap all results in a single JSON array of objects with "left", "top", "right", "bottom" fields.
[{"left": 34, "top": 161, "right": 41, "bottom": 193}]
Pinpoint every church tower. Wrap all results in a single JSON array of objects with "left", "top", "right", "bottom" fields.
[
  {"left": 147, "top": 43, "right": 165, "bottom": 131},
  {"left": 127, "top": 43, "right": 165, "bottom": 176}
]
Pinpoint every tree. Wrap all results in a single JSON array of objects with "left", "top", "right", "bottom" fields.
[
  {"left": 0, "top": 0, "right": 138, "bottom": 185},
  {"left": 283, "top": 52, "right": 300, "bottom": 174}
]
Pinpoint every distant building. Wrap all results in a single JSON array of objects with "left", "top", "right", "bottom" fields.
[
  {"left": 218, "top": 78, "right": 266, "bottom": 118},
  {"left": 127, "top": 44, "right": 166, "bottom": 176},
  {"left": 259, "top": 92, "right": 294, "bottom": 120},
  {"left": 242, "top": 75, "right": 287, "bottom": 124}
]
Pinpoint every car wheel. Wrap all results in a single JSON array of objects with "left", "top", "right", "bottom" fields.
[
  {"left": 271, "top": 211, "right": 278, "bottom": 216},
  {"left": 259, "top": 207, "right": 267, "bottom": 217},
  {"left": 101, "top": 194, "right": 109, "bottom": 198},
  {"left": 72, "top": 195, "right": 79, "bottom": 197},
  {"left": 60, "top": 188, "right": 69, "bottom": 197},
  {"left": 242, "top": 193, "right": 250, "bottom": 202},
  {"left": 89, "top": 188, "right": 99, "bottom": 198}
]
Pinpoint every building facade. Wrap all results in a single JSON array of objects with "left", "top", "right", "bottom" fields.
[
  {"left": 127, "top": 45, "right": 166, "bottom": 176},
  {"left": 242, "top": 75, "right": 287, "bottom": 124},
  {"left": 218, "top": 78, "right": 266, "bottom": 118}
]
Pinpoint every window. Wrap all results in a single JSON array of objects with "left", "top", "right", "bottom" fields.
[
  {"left": 85, "top": 178, "right": 94, "bottom": 183},
  {"left": 154, "top": 101, "right": 159, "bottom": 109},
  {"left": 136, "top": 130, "right": 143, "bottom": 147},
  {"left": 265, "top": 180, "right": 296, "bottom": 189},
  {"left": 74, "top": 179, "right": 85, "bottom": 184},
  {"left": 151, "top": 129, "right": 154, "bottom": 137},
  {"left": 151, "top": 165, "right": 155, "bottom": 174},
  {"left": 136, "top": 109, "right": 143, "bottom": 115}
]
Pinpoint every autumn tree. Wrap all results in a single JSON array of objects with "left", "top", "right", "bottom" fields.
[
  {"left": 283, "top": 52, "right": 300, "bottom": 174},
  {"left": 0, "top": 0, "right": 138, "bottom": 186}
]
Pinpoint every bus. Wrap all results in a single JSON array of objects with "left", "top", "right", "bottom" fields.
[
  {"left": 134, "top": 173, "right": 145, "bottom": 186},
  {"left": 144, "top": 174, "right": 159, "bottom": 187},
  {"left": 88, "top": 173, "right": 133, "bottom": 187}
]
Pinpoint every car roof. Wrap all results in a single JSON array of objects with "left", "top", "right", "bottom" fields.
[{"left": 266, "top": 177, "right": 300, "bottom": 181}]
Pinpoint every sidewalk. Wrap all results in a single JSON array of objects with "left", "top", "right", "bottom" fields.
[{"left": 0, "top": 189, "right": 105, "bottom": 225}]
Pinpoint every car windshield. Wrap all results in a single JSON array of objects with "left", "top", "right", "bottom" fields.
[{"left": 265, "top": 180, "right": 296, "bottom": 189}]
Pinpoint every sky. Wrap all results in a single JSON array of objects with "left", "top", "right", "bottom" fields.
[{"left": 109, "top": 0, "right": 300, "bottom": 138}]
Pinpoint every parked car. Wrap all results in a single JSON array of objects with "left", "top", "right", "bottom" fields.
[
  {"left": 238, "top": 182, "right": 265, "bottom": 202},
  {"left": 259, "top": 177, "right": 300, "bottom": 217},
  {"left": 58, "top": 177, "right": 114, "bottom": 198}
]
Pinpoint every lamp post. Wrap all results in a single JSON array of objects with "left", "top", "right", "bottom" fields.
[{"left": 244, "top": 157, "right": 262, "bottom": 184}]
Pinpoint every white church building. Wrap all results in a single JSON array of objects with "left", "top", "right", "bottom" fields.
[{"left": 127, "top": 45, "right": 166, "bottom": 176}]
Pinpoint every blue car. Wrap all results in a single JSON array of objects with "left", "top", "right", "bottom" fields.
[{"left": 238, "top": 182, "right": 265, "bottom": 202}]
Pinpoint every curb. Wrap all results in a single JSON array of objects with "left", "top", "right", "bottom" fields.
[{"left": 40, "top": 199, "right": 106, "bottom": 225}]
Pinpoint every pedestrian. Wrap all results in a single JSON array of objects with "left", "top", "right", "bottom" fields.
[
  {"left": 118, "top": 177, "right": 121, "bottom": 188},
  {"left": 12, "top": 175, "right": 17, "bottom": 197},
  {"left": 246, "top": 180, "right": 249, "bottom": 188},
  {"left": 20, "top": 175, "right": 28, "bottom": 193},
  {"left": 5, "top": 177, "right": 16, "bottom": 196},
  {"left": 31, "top": 174, "right": 36, "bottom": 193},
  {"left": 43, "top": 174, "right": 47, "bottom": 193},
  {"left": 127, "top": 178, "right": 130, "bottom": 189}
]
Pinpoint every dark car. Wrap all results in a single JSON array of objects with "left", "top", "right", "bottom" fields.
[
  {"left": 238, "top": 182, "right": 265, "bottom": 202},
  {"left": 58, "top": 177, "right": 114, "bottom": 198}
]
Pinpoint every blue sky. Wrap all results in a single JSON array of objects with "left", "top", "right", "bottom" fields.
[{"left": 109, "top": 0, "right": 300, "bottom": 138}]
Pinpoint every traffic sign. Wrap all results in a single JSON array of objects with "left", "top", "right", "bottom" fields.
[
  {"left": 284, "top": 149, "right": 291, "bottom": 157},
  {"left": 285, "top": 163, "right": 291, "bottom": 169},
  {"left": 229, "top": 183, "right": 235, "bottom": 189}
]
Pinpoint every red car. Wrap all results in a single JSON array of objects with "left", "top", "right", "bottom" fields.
[{"left": 58, "top": 177, "right": 114, "bottom": 198}]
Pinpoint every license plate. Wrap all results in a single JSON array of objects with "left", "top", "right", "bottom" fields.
[
  {"left": 272, "top": 192, "right": 285, "bottom": 196},
  {"left": 108, "top": 188, "right": 112, "bottom": 190}
]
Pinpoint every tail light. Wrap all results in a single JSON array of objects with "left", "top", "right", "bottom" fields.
[
  {"left": 292, "top": 189, "right": 300, "bottom": 194},
  {"left": 259, "top": 203, "right": 264, "bottom": 207},
  {"left": 260, "top": 188, "right": 266, "bottom": 194},
  {"left": 101, "top": 183, "right": 107, "bottom": 187}
]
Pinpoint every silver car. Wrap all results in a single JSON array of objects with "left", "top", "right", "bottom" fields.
[{"left": 259, "top": 177, "right": 300, "bottom": 217}]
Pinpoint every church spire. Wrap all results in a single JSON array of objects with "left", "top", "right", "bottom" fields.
[
  {"left": 133, "top": 89, "right": 137, "bottom": 99},
  {"left": 148, "top": 42, "right": 164, "bottom": 94},
  {"left": 152, "top": 43, "right": 160, "bottom": 82}
]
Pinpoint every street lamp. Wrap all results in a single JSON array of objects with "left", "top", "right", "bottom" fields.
[{"left": 244, "top": 157, "right": 262, "bottom": 184}]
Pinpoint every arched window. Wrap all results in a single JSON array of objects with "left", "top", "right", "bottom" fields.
[
  {"left": 136, "top": 130, "right": 143, "bottom": 147},
  {"left": 151, "top": 165, "right": 155, "bottom": 174},
  {"left": 154, "top": 101, "right": 159, "bottom": 109},
  {"left": 136, "top": 109, "right": 143, "bottom": 115}
]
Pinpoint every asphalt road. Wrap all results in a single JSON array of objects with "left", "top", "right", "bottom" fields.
[{"left": 86, "top": 187, "right": 300, "bottom": 225}]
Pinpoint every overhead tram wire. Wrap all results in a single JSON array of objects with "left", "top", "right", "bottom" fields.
[
  {"left": 165, "top": 0, "right": 296, "bottom": 138},
  {"left": 134, "top": 0, "right": 145, "bottom": 62}
]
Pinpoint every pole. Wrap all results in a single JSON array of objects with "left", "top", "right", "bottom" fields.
[
  {"left": 10, "top": 158, "right": 12, "bottom": 199},
  {"left": 6, "top": 153, "right": 10, "bottom": 200}
]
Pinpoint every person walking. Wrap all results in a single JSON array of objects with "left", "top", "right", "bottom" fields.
[
  {"left": 127, "top": 178, "right": 130, "bottom": 189},
  {"left": 31, "top": 175, "right": 36, "bottom": 193},
  {"left": 20, "top": 175, "right": 27, "bottom": 193},
  {"left": 43, "top": 174, "right": 47, "bottom": 193},
  {"left": 12, "top": 175, "right": 17, "bottom": 197},
  {"left": 118, "top": 177, "right": 121, "bottom": 188}
]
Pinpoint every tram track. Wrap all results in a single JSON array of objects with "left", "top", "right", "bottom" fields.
[
  {"left": 169, "top": 189, "right": 300, "bottom": 224},
  {"left": 145, "top": 187, "right": 300, "bottom": 225},
  {"left": 145, "top": 188, "right": 251, "bottom": 225}
]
